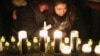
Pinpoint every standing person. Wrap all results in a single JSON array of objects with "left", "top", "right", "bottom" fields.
[
  {"left": 48, "top": 0, "right": 88, "bottom": 40},
  {"left": 11, "top": 0, "right": 50, "bottom": 39},
  {"left": 11, "top": 0, "right": 28, "bottom": 41}
]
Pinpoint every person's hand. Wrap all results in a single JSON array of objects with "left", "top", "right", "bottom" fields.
[{"left": 41, "top": 24, "right": 52, "bottom": 30}]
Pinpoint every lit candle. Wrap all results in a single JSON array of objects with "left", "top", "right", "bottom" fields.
[
  {"left": 5, "top": 41, "right": 10, "bottom": 49},
  {"left": 45, "top": 36, "right": 51, "bottom": 52},
  {"left": 18, "top": 30, "right": 27, "bottom": 41},
  {"left": 45, "top": 41, "right": 55, "bottom": 53},
  {"left": 5, "top": 41, "right": 10, "bottom": 47},
  {"left": 70, "top": 30, "right": 79, "bottom": 52},
  {"left": 39, "top": 30, "right": 48, "bottom": 38},
  {"left": 11, "top": 36, "right": 16, "bottom": 43},
  {"left": 47, "top": 36, "right": 50, "bottom": 43},
  {"left": 94, "top": 45, "right": 100, "bottom": 55},
  {"left": 32, "top": 37, "right": 40, "bottom": 53},
  {"left": 54, "top": 30, "right": 62, "bottom": 53},
  {"left": 0, "top": 41, "right": 3, "bottom": 51},
  {"left": 39, "top": 30, "right": 47, "bottom": 52},
  {"left": 60, "top": 43, "right": 71, "bottom": 55},
  {"left": 64, "top": 37, "right": 69, "bottom": 44},
  {"left": 76, "top": 37, "right": 81, "bottom": 50},
  {"left": 18, "top": 30, "right": 27, "bottom": 54},
  {"left": 26, "top": 41, "right": 31, "bottom": 50},
  {"left": 39, "top": 31, "right": 45, "bottom": 52},
  {"left": 51, "top": 41, "right": 55, "bottom": 47},
  {"left": 0, "top": 36, "right": 5, "bottom": 51},
  {"left": 33, "top": 37, "right": 38, "bottom": 43},
  {"left": 88, "top": 39, "right": 93, "bottom": 46},
  {"left": 82, "top": 44, "right": 92, "bottom": 53},
  {"left": 39, "top": 21, "right": 48, "bottom": 52},
  {"left": 1, "top": 36, "right": 5, "bottom": 43},
  {"left": 94, "top": 41, "right": 100, "bottom": 55}
]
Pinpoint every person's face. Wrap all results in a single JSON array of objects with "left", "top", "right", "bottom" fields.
[
  {"left": 39, "top": 4, "right": 48, "bottom": 12},
  {"left": 54, "top": 3, "right": 67, "bottom": 17}
]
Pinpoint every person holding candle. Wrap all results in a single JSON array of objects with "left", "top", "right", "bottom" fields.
[{"left": 48, "top": 0, "right": 88, "bottom": 40}]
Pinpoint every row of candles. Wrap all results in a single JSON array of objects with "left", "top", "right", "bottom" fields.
[
  {"left": 0, "top": 31, "right": 100, "bottom": 55},
  {"left": 0, "top": 21, "right": 100, "bottom": 55}
]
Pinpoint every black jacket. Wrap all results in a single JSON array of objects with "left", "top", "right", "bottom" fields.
[{"left": 12, "top": 5, "right": 48, "bottom": 38}]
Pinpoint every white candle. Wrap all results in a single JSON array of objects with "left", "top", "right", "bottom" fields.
[
  {"left": 44, "top": 21, "right": 46, "bottom": 30},
  {"left": 54, "top": 30, "right": 62, "bottom": 53},
  {"left": 39, "top": 21, "right": 49, "bottom": 52},
  {"left": 60, "top": 43, "right": 71, "bottom": 54},
  {"left": 39, "top": 30, "right": 47, "bottom": 52},
  {"left": 18, "top": 30, "right": 27, "bottom": 54},
  {"left": 82, "top": 44, "right": 92, "bottom": 53},
  {"left": 94, "top": 41, "right": 100, "bottom": 55},
  {"left": 70, "top": 30, "right": 79, "bottom": 51},
  {"left": 94, "top": 45, "right": 100, "bottom": 55}
]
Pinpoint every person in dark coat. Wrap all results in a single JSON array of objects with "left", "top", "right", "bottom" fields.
[
  {"left": 11, "top": 0, "right": 50, "bottom": 39},
  {"left": 48, "top": 0, "right": 88, "bottom": 40}
]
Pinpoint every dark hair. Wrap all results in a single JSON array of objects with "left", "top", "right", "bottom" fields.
[
  {"left": 30, "top": 0, "right": 50, "bottom": 7},
  {"left": 53, "top": 0, "right": 76, "bottom": 27}
]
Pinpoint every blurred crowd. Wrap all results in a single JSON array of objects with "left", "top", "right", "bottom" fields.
[{"left": 0, "top": 0, "right": 100, "bottom": 41}]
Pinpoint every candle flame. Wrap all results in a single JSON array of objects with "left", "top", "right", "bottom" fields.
[
  {"left": 54, "top": 30, "right": 62, "bottom": 38},
  {"left": 1, "top": 36, "right": 5, "bottom": 42},
  {"left": 88, "top": 39, "right": 93, "bottom": 46},
  {"left": 33, "top": 37, "right": 38, "bottom": 43},
  {"left": 64, "top": 37, "right": 69, "bottom": 44},
  {"left": 11, "top": 36, "right": 16, "bottom": 42},
  {"left": 5, "top": 41, "right": 10, "bottom": 47}
]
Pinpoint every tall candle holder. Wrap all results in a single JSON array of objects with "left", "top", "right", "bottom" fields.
[
  {"left": 39, "top": 21, "right": 48, "bottom": 53},
  {"left": 54, "top": 30, "right": 62, "bottom": 53},
  {"left": 39, "top": 30, "right": 47, "bottom": 52},
  {"left": 18, "top": 30, "right": 27, "bottom": 54},
  {"left": 70, "top": 30, "right": 79, "bottom": 56}
]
